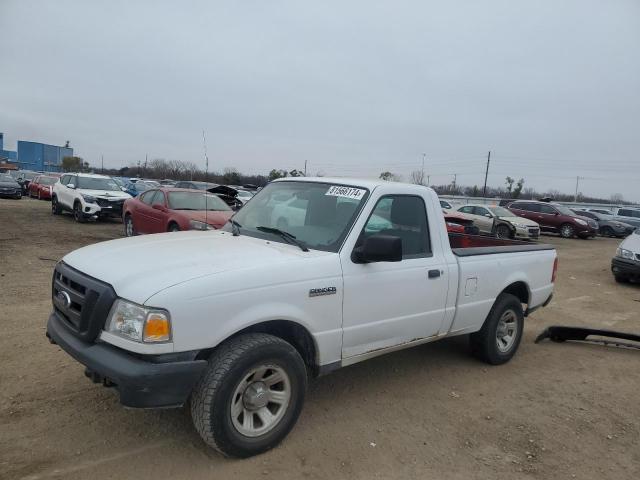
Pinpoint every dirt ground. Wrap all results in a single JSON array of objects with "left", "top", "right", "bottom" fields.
[{"left": 1, "top": 197, "right": 639, "bottom": 480}]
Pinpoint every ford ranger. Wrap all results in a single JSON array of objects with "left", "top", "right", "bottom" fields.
[{"left": 46, "top": 178, "right": 557, "bottom": 457}]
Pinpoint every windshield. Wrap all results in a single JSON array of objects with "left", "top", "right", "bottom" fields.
[
  {"left": 555, "top": 205, "right": 575, "bottom": 216},
  {"left": 489, "top": 206, "right": 515, "bottom": 217},
  {"left": 112, "top": 177, "right": 125, "bottom": 187},
  {"left": 168, "top": 192, "right": 232, "bottom": 211},
  {"left": 38, "top": 176, "right": 58, "bottom": 185},
  {"left": 76, "top": 177, "right": 121, "bottom": 191},
  {"left": 194, "top": 182, "right": 217, "bottom": 190},
  {"left": 223, "top": 181, "right": 369, "bottom": 252}
]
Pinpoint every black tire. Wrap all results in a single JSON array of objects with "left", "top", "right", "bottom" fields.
[
  {"left": 51, "top": 196, "right": 61, "bottom": 215},
  {"left": 124, "top": 214, "right": 136, "bottom": 236},
  {"left": 495, "top": 224, "right": 512, "bottom": 239},
  {"left": 470, "top": 293, "right": 524, "bottom": 365},
  {"left": 168, "top": 223, "right": 180, "bottom": 232},
  {"left": 559, "top": 223, "right": 575, "bottom": 238},
  {"left": 73, "top": 202, "right": 87, "bottom": 223},
  {"left": 614, "top": 274, "right": 628, "bottom": 284},
  {"left": 601, "top": 226, "right": 614, "bottom": 237},
  {"left": 191, "top": 333, "right": 307, "bottom": 458}
]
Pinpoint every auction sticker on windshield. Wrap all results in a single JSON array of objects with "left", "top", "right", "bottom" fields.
[{"left": 325, "top": 186, "right": 366, "bottom": 200}]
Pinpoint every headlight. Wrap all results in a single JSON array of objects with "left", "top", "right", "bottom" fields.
[
  {"left": 512, "top": 223, "right": 528, "bottom": 229},
  {"left": 575, "top": 218, "right": 587, "bottom": 226},
  {"left": 189, "top": 220, "right": 214, "bottom": 231},
  {"left": 105, "top": 299, "right": 171, "bottom": 343},
  {"left": 616, "top": 248, "right": 636, "bottom": 260},
  {"left": 82, "top": 194, "right": 96, "bottom": 203}
]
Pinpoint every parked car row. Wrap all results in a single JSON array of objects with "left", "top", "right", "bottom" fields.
[{"left": 443, "top": 199, "right": 638, "bottom": 241}]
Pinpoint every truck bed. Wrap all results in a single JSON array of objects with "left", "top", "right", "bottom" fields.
[{"left": 448, "top": 233, "right": 555, "bottom": 257}]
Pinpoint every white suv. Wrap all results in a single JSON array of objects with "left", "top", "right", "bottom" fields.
[{"left": 52, "top": 173, "right": 132, "bottom": 222}]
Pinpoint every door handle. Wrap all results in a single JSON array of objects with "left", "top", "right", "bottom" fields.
[{"left": 428, "top": 269, "right": 441, "bottom": 279}]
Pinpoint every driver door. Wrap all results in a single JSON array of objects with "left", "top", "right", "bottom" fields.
[{"left": 340, "top": 194, "right": 448, "bottom": 359}]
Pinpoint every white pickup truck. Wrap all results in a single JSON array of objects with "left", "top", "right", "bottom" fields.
[{"left": 46, "top": 177, "right": 557, "bottom": 457}]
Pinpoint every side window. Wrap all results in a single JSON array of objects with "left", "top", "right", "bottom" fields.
[
  {"left": 459, "top": 206, "right": 474, "bottom": 214},
  {"left": 151, "top": 191, "right": 165, "bottom": 206},
  {"left": 618, "top": 209, "right": 630, "bottom": 216},
  {"left": 68, "top": 176, "right": 77, "bottom": 187},
  {"left": 539, "top": 205, "right": 556, "bottom": 214},
  {"left": 60, "top": 175, "right": 70, "bottom": 185},
  {"left": 361, "top": 195, "right": 430, "bottom": 259},
  {"left": 140, "top": 190, "right": 155, "bottom": 205},
  {"left": 527, "top": 204, "right": 541, "bottom": 212},
  {"left": 511, "top": 203, "right": 525, "bottom": 211},
  {"left": 474, "top": 207, "right": 490, "bottom": 216}
]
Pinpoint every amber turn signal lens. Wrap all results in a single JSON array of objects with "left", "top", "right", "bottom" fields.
[{"left": 143, "top": 314, "right": 171, "bottom": 342}]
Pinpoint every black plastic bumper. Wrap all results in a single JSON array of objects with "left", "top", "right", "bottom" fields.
[
  {"left": 611, "top": 257, "right": 640, "bottom": 279},
  {"left": 46, "top": 312, "right": 208, "bottom": 408}
]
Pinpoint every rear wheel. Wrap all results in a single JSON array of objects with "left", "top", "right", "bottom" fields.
[
  {"left": 559, "top": 223, "right": 575, "bottom": 238},
  {"left": 73, "top": 202, "right": 87, "bottom": 223},
  {"left": 470, "top": 293, "right": 524, "bottom": 365},
  {"left": 168, "top": 223, "right": 180, "bottom": 232},
  {"left": 51, "top": 196, "right": 61, "bottom": 215},
  {"left": 495, "top": 224, "right": 512, "bottom": 239},
  {"left": 190, "top": 333, "right": 307, "bottom": 458}
]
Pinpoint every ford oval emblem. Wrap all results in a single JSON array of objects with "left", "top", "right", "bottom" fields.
[{"left": 57, "top": 290, "right": 71, "bottom": 309}]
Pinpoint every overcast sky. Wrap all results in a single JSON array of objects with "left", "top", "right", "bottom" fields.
[{"left": 1, "top": 0, "right": 639, "bottom": 201}]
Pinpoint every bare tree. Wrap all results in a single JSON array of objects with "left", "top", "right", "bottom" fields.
[
  {"left": 610, "top": 193, "right": 624, "bottom": 204},
  {"left": 410, "top": 170, "right": 425, "bottom": 185}
]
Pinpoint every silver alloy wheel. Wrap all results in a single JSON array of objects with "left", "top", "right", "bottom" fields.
[
  {"left": 496, "top": 309, "right": 518, "bottom": 353},
  {"left": 561, "top": 225, "right": 573, "bottom": 238},
  {"left": 230, "top": 364, "right": 291, "bottom": 438},
  {"left": 496, "top": 224, "right": 511, "bottom": 239},
  {"left": 125, "top": 217, "right": 134, "bottom": 236}
]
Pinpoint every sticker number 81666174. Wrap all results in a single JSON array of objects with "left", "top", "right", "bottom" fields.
[{"left": 325, "top": 186, "right": 366, "bottom": 200}]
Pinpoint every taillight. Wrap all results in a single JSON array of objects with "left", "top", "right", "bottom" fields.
[{"left": 551, "top": 257, "right": 558, "bottom": 283}]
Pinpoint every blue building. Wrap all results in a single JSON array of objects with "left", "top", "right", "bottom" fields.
[
  {"left": 0, "top": 133, "right": 18, "bottom": 162},
  {"left": 16, "top": 140, "right": 73, "bottom": 172}
]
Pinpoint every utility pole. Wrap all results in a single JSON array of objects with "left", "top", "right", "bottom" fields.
[
  {"left": 421, "top": 153, "right": 426, "bottom": 185},
  {"left": 101, "top": 155, "right": 104, "bottom": 173},
  {"left": 482, "top": 150, "right": 491, "bottom": 197},
  {"left": 426, "top": 174, "right": 430, "bottom": 186},
  {"left": 452, "top": 173, "right": 457, "bottom": 193},
  {"left": 574, "top": 176, "right": 581, "bottom": 202},
  {"left": 304, "top": 160, "right": 307, "bottom": 176}
]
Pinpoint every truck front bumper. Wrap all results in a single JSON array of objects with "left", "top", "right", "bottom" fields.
[{"left": 46, "top": 312, "right": 208, "bottom": 408}]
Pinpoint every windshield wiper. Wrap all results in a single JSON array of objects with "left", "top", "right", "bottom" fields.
[
  {"left": 256, "top": 226, "right": 309, "bottom": 252},
  {"left": 230, "top": 219, "right": 242, "bottom": 237}
]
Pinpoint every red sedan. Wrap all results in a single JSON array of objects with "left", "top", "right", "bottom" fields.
[
  {"left": 28, "top": 174, "right": 61, "bottom": 200},
  {"left": 123, "top": 188, "right": 234, "bottom": 236}
]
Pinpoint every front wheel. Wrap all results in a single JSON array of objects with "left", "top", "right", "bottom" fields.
[
  {"left": 168, "top": 223, "right": 180, "bottom": 232},
  {"left": 495, "top": 224, "right": 512, "bottom": 239},
  {"left": 73, "top": 202, "right": 87, "bottom": 223},
  {"left": 124, "top": 214, "right": 136, "bottom": 236},
  {"left": 470, "top": 293, "right": 524, "bottom": 365},
  {"left": 601, "top": 226, "right": 614, "bottom": 237},
  {"left": 559, "top": 223, "right": 575, "bottom": 238},
  {"left": 190, "top": 333, "right": 307, "bottom": 458}
]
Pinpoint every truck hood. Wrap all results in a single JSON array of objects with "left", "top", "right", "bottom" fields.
[{"left": 62, "top": 231, "right": 320, "bottom": 304}]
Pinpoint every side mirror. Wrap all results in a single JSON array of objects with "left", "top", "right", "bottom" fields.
[
  {"left": 121, "top": 187, "right": 127, "bottom": 191},
  {"left": 152, "top": 204, "right": 168, "bottom": 212},
  {"left": 67, "top": 183, "right": 75, "bottom": 189},
  {"left": 484, "top": 213, "right": 493, "bottom": 218},
  {"left": 352, "top": 235, "right": 402, "bottom": 263}
]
